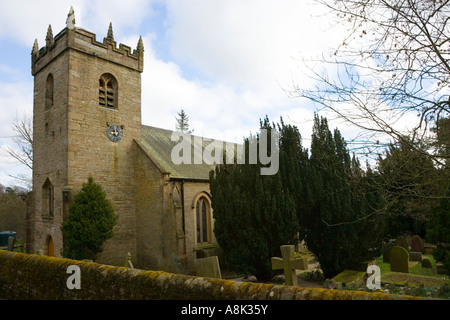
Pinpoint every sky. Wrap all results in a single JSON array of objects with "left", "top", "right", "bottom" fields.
[{"left": 0, "top": 0, "right": 357, "bottom": 189}]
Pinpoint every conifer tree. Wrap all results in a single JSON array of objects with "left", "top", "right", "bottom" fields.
[
  {"left": 175, "top": 109, "right": 193, "bottom": 133},
  {"left": 299, "top": 114, "right": 383, "bottom": 278},
  {"left": 210, "top": 118, "right": 300, "bottom": 280},
  {"left": 61, "top": 177, "right": 117, "bottom": 261}
]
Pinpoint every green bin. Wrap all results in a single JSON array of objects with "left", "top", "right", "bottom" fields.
[{"left": 0, "top": 231, "right": 16, "bottom": 247}]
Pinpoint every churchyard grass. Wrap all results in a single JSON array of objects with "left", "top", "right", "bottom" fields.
[
  {"left": 373, "top": 254, "right": 450, "bottom": 298},
  {"left": 376, "top": 255, "right": 448, "bottom": 279}
]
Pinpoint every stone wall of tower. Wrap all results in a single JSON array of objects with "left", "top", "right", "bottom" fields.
[
  {"left": 30, "top": 46, "right": 70, "bottom": 257},
  {"left": 66, "top": 29, "right": 142, "bottom": 266},
  {"left": 29, "top": 19, "right": 143, "bottom": 266}
]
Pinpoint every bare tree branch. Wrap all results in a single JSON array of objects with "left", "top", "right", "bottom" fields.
[
  {"left": 6, "top": 116, "right": 33, "bottom": 171},
  {"left": 291, "top": 0, "right": 450, "bottom": 167}
]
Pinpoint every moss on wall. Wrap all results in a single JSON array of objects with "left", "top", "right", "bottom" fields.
[{"left": 0, "top": 250, "right": 419, "bottom": 300}]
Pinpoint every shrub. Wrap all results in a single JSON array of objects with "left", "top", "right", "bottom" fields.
[{"left": 61, "top": 177, "right": 117, "bottom": 261}]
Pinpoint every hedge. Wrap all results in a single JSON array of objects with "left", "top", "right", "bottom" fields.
[{"left": 0, "top": 250, "right": 419, "bottom": 300}]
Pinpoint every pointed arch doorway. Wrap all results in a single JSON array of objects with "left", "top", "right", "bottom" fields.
[{"left": 46, "top": 235, "right": 54, "bottom": 257}]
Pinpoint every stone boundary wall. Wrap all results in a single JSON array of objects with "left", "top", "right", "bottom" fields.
[{"left": 0, "top": 250, "right": 417, "bottom": 300}]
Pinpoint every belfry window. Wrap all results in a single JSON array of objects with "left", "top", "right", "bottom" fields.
[
  {"left": 99, "top": 73, "right": 118, "bottom": 108},
  {"left": 195, "top": 196, "right": 211, "bottom": 244},
  {"left": 45, "top": 73, "right": 54, "bottom": 109}
]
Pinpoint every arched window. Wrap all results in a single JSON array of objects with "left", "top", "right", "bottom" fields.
[
  {"left": 42, "top": 178, "right": 54, "bottom": 217},
  {"left": 195, "top": 196, "right": 211, "bottom": 244},
  {"left": 45, "top": 73, "right": 54, "bottom": 109},
  {"left": 99, "top": 73, "right": 118, "bottom": 108}
]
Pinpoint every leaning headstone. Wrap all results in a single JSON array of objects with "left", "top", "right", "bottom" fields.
[
  {"left": 271, "top": 245, "right": 308, "bottom": 286},
  {"left": 410, "top": 235, "right": 423, "bottom": 253},
  {"left": 195, "top": 256, "right": 222, "bottom": 279},
  {"left": 390, "top": 246, "right": 409, "bottom": 273}
]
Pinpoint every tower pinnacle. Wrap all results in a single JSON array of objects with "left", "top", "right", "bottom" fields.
[
  {"left": 66, "top": 6, "right": 75, "bottom": 29},
  {"left": 32, "top": 39, "right": 39, "bottom": 57},
  {"left": 137, "top": 36, "right": 144, "bottom": 52},
  {"left": 107, "top": 22, "right": 114, "bottom": 42},
  {"left": 46, "top": 25, "right": 54, "bottom": 47}
]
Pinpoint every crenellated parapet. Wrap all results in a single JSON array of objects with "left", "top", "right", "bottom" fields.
[{"left": 32, "top": 7, "right": 144, "bottom": 76}]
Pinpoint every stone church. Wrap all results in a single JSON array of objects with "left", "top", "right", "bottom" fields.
[{"left": 26, "top": 8, "right": 221, "bottom": 274}]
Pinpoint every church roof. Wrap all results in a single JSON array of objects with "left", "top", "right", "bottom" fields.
[{"left": 137, "top": 125, "right": 220, "bottom": 181}]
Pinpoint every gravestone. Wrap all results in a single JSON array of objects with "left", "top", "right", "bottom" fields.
[
  {"left": 7, "top": 236, "right": 15, "bottom": 251},
  {"left": 195, "top": 256, "right": 222, "bottom": 279},
  {"left": 409, "top": 251, "right": 422, "bottom": 262},
  {"left": 396, "top": 237, "right": 408, "bottom": 250},
  {"left": 271, "top": 245, "right": 308, "bottom": 286},
  {"left": 410, "top": 235, "right": 423, "bottom": 262},
  {"left": 421, "top": 258, "right": 432, "bottom": 268},
  {"left": 390, "top": 246, "right": 409, "bottom": 273},
  {"left": 123, "top": 252, "right": 134, "bottom": 268},
  {"left": 331, "top": 270, "right": 366, "bottom": 290},
  {"left": 382, "top": 240, "right": 395, "bottom": 263},
  {"left": 410, "top": 235, "right": 423, "bottom": 253}
]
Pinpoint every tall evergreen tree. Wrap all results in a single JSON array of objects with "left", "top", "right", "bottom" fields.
[
  {"left": 210, "top": 118, "right": 300, "bottom": 280},
  {"left": 299, "top": 114, "right": 383, "bottom": 279},
  {"left": 276, "top": 118, "right": 310, "bottom": 223}
]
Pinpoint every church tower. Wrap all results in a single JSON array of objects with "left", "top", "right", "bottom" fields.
[{"left": 28, "top": 7, "right": 144, "bottom": 265}]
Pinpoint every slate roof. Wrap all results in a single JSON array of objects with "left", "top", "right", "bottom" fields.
[{"left": 136, "top": 125, "right": 224, "bottom": 181}]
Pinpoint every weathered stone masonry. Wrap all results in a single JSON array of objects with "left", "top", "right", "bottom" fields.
[
  {"left": 0, "top": 250, "right": 418, "bottom": 300},
  {"left": 27, "top": 8, "right": 218, "bottom": 275}
]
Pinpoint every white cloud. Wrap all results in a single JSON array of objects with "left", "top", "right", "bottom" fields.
[
  {"left": 0, "top": 79, "right": 33, "bottom": 188},
  {"left": 0, "top": 0, "right": 365, "bottom": 187},
  {"left": 0, "top": 0, "right": 159, "bottom": 47},
  {"left": 0, "top": 82, "right": 33, "bottom": 136},
  {"left": 0, "top": 1, "right": 81, "bottom": 46},
  {"left": 166, "top": 0, "right": 341, "bottom": 88},
  {"left": 138, "top": 0, "right": 346, "bottom": 143}
]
